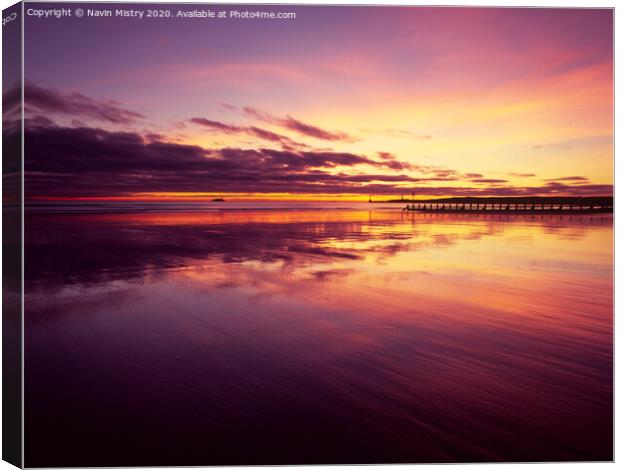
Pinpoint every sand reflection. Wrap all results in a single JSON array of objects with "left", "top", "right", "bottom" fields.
[{"left": 25, "top": 211, "right": 612, "bottom": 466}]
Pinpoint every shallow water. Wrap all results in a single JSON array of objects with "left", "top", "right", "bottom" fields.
[{"left": 24, "top": 210, "right": 613, "bottom": 466}]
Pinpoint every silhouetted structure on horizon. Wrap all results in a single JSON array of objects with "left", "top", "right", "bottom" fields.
[{"left": 391, "top": 196, "right": 613, "bottom": 214}]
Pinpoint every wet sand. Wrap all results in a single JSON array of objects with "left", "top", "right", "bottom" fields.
[{"left": 24, "top": 210, "right": 613, "bottom": 466}]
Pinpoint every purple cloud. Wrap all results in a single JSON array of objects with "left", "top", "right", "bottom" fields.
[
  {"left": 12, "top": 85, "right": 609, "bottom": 201},
  {"left": 21, "top": 119, "right": 423, "bottom": 198},
  {"left": 544, "top": 176, "right": 590, "bottom": 182},
  {"left": 243, "top": 106, "right": 354, "bottom": 142},
  {"left": 190, "top": 116, "right": 308, "bottom": 148},
  {"left": 471, "top": 178, "right": 508, "bottom": 184},
  {"left": 24, "top": 83, "right": 145, "bottom": 124}
]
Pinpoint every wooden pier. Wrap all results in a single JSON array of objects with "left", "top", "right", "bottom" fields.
[{"left": 398, "top": 197, "right": 613, "bottom": 214}]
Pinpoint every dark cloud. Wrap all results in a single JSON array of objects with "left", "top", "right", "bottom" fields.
[
  {"left": 377, "top": 152, "right": 396, "bottom": 160},
  {"left": 373, "top": 153, "right": 413, "bottom": 171},
  {"left": 544, "top": 176, "right": 589, "bottom": 182},
  {"left": 433, "top": 169, "right": 458, "bottom": 178},
  {"left": 21, "top": 116, "right": 609, "bottom": 199},
  {"left": 471, "top": 178, "right": 508, "bottom": 184},
  {"left": 190, "top": 116, "right": 308, "bottom": 148},
  {"left": 16, "top": 85, "right": 608, "bottom": 200},
  {"left": 509, "top": 173, "right": 536, "bottom": 178},
  {"left": 190, "top": 117, "right": 238, "bottom": 133},
  {"left": 311, "top": 269, "right": 355, "bottom": 282},
  {"left": 144, "top": 133, "right": 166, "bottom": 142},
  {"left": 21, "top": 120, "right": 424, "bottom": 198},
  {"left": 191, "top": 117, "right": 411, "bottom": 168},
  {"left": 279, "top": 115, "right": 352, "bottom": 142},
  {"left": 539, "top": 182, "right": 610, "bottom": 194},
  {"left": 380, "top": 160, "right": 413, "bottom": 171},
  {"left": 23, "top": 83, "right": 145, "bottom": 124},
  {"left": 243, "top": 106, "right": 354, "bottom": 142},
  {"left": 247, "top": 126, "right": 291, "bottom": 143},
  {"left": 375, "top": 184, "right": 613, "bottom": 197}
]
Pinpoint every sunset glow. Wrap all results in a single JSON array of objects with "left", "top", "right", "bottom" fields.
[
  {"left": 17, "top": 4, "right": 613, "bottom": 466},
  {"left": 16, "top": 6, "right": 612, "bottom": 201}
]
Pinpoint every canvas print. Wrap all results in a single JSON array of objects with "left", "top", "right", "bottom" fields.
[{"left": 3, "top": 2, "right": 613, "bottom": 466}]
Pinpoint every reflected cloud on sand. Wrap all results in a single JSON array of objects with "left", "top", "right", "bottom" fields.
[{"left": 25, "top": 210, "right": 613, "bottom": 466}]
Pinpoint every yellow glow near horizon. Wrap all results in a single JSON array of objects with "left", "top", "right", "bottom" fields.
[{"left": 36, "top": 192, "right": 454, "bottom": 202}]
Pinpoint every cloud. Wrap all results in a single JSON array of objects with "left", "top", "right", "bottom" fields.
[
  {"left": 21, "top": 120, "right": 425, "bottom": 198},
  {"left": 190, "top": 116, "right": 309, "bottom": 148},
  {"left": 280, "top": 116, "right": 352, "bottom": 141},
  {"left": 190, "top": 117, "right": 238, "bottom": 133},
  {"left": 544, "top": 176, "right": 589, "bottom": 182},
  {"left": 470, "top": 178, "right": 508, "bottom": 184},
  {"left": 538, "top": 182, "right": 610, "bottom": 194},
  {"left": 433, "top": 169, "right": 458, "bottom": 178},
  {"left": 365, "top": 184, "right": 613, "bottom": 197},
  {"left": 373, "top": 152, "right": 413, "bottom": 171},
  {"left": 16, "top": 85, "right": 608, "bottom": 201},
  {"left": 243, "top": 106, "right": 354, "bottom": 142},
  {"left": 218, "top": 102, "right": 238, "bottom": 112},
  {"left": 24, "top": 83, "right": 144, "bottom": 124},
  {"left": 22, "top": 118, "right": 611, "bottom": 200},
  {"left": 190, "top": 117, "right": 413, "bottom": 168},
  {"left": 509, "top": 172, "right": 536, "bottom": 177}
]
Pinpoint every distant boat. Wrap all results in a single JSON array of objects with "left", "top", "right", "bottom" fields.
[{"left": 212, "top": 198, "right": 225, "bottom": 202}]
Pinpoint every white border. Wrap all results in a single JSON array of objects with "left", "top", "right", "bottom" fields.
[{"left": 0, "top": 1, "right": 615, "bottom": 469}]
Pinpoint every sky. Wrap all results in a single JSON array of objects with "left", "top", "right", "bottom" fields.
[{"left": 14, "top": 4, "right": 613, "bottom": 200}]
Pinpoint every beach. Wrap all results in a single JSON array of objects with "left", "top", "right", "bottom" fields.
[{"left": 23, "top": 206, "right": 613, "bottom": 465}]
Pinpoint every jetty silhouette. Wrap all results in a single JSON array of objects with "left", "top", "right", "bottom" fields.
[{"left": 375, "top": 196, "right": 613, "bottom": 214}]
